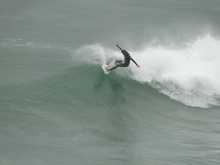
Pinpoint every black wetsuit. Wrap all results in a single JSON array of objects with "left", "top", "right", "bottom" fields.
[
  {"left": 109, "top": 49, "right": 139, "bottom": 71},
  {"left": 108, "top": 45, "right": 140, "bottom": 71},
  {"left": 120, "top": 50, "right": 131, "bottom": 67}
]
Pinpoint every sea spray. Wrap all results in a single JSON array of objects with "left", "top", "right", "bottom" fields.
[{"left": 76, "top": 34, "right": 220, "bottom": 108}]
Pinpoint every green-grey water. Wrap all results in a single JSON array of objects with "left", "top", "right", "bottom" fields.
[{"left": 1, "top": 0, "right": 220, "bottom": 164}]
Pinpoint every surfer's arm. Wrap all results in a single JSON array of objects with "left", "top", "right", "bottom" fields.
[
  {"left": 116, "top": 44, "right": 122, "bottom": 51},
  {"left": 130, "top": 57, "right": 140, "bottom": 67}
]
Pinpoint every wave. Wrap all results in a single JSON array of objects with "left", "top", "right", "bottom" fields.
[
  {"left": 75, "top": 34, "right": 220, "bottom": 108},
  {"left": 0, "top": 38, "right": 74, "bottom": 53},
  {"left": 1, "top": 36, "right": 219, "bottom": 108}
]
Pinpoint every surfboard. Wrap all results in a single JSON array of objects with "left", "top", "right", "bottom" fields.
[
  {"left": 101, "top": 60, "right": 118, "bottom": 74},
  {"left": 102, "top": 64, "right": 110, "bottom": 74}
]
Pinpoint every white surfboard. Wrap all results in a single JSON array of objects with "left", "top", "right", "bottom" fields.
[
  {"left": 101, "top": 60, "right": 119, "bottom": 74},
  {"left": 102, "top": 64, "right": 110, "bottom": 74}
]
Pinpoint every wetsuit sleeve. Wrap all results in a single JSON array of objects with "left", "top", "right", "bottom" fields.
[{"left": 130, "top": 57, "right": 140, "bottom": 67}]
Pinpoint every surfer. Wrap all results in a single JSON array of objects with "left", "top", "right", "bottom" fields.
[{"left": 107, "top": 44, "right": 140, "bottom": 71}]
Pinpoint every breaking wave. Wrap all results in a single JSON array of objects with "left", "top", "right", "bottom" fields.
[{"left": 75, "top": 34, "right": 220, "bottom": 108}]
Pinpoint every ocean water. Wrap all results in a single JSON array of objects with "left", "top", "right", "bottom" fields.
[{"left": 1, "top": 0, "right": 220, "bottom": 164}]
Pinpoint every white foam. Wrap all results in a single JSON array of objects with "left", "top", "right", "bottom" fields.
[
  {"left": 75, "top": 44, "right": 123, "bottom": 65},
  {"left": 76, "top": 34, "right": 220, "bottom": 108}
]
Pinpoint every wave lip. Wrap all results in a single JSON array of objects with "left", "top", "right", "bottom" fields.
[{"left": 130, "top": 34, "right": 220, "bottom": 108}]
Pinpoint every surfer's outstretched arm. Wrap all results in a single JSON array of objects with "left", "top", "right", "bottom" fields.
[
  {"left": 130, "top": 57, "right": 140, "bottom": 67},
  {"left": 116, "top": 44, "right": 122, "bottom": 51}
]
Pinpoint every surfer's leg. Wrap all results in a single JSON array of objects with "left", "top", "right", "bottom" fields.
[
  {"left": 115, "top": 60, "right": 123, "bottom": 65},
  {"left": 108, "top": 65, "right": 119, "bottom": 71},
  {"left": 107, "top": 59, "right": 130, "bottom": 71},
  {"left": 108, "top": 62, "right": 129, "bottom": 71},
  {"left": 106, "top": 60, "right": 122, "bottom": 71}
]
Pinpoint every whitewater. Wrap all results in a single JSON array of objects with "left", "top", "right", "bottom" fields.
[{"left": 76, "top": 34, "right": 220, "bottom": 108}]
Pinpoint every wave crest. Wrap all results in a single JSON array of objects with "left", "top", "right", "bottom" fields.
[{"left": 76, "top": 34, "right": 220, "bottom": 108}]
